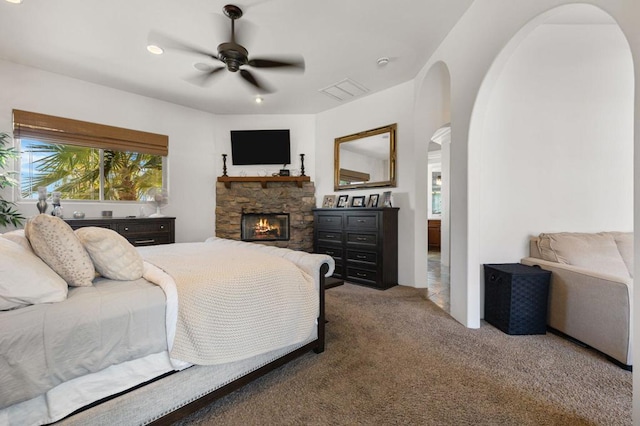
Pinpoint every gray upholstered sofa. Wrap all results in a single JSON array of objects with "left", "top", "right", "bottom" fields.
[{"left": 521, "top": 232, "right": 633, "bottom": 369}]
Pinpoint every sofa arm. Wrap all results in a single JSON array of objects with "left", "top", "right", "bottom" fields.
[{"left": 521, "top": 256, "right": 632, "bottom": 365}]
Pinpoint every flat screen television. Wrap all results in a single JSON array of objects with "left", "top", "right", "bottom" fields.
[{"left": 230, "top": 129, "right": 291, "bottom": 165}]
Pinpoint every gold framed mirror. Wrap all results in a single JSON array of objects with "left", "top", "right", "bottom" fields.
[{"left": 334, "top": 123, "right": 397, "bottom": 190}]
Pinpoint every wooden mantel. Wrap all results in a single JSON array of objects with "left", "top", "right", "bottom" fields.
[{"left": 217, "top": 175, "right": 311, "bottom": 189}]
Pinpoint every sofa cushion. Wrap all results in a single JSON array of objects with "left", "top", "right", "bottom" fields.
[
  {"left": 537, "top": 232, "right": 630, "bottom": 278},
  {"left": 610, "top": 232, "right": 633, "bottom": 278}
]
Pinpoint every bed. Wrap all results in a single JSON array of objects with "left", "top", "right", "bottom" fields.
[{"left": 0, "top": 215, "right": 333, "bottom": 425}]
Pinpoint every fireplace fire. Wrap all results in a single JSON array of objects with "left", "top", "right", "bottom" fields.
[{"left": 241, "top": 213, "right": 290, "bottom": 242}]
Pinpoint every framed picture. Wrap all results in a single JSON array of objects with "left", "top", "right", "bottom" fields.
[
  {"left": 351, "top": 195, "right": 365, "bottom": 207},
  {"left": 382, "top": 191, "right": 392, "bottom": 207},
  {"left": 367, "top": 194, "right": 379, "bottom": 208},
  {"left": 336, "top": 194, "right": 349, "bottom": 208},
  {"left": 322, "top": 195, "right": 336, "bottom": 208}
]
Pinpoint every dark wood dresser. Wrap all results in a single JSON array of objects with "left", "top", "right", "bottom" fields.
[
  {"left": 313, "top": 208, "right": 398, "bottom": 289},
  {"left": 64, "top": 217, "right": 175, "bottom": 246}
]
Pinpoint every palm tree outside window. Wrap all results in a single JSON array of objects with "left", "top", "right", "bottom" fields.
[{"left": 20, "top": 139, "right": 163, "bottom": 201}]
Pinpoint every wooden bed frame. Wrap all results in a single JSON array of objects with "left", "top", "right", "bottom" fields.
[{"left": 62, "top": 263, "right": 329, "bottom": 425}]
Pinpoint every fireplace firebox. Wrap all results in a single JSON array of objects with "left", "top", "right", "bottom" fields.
[{"left": 241, "top": 213, "right": 290, "bottom": 242}]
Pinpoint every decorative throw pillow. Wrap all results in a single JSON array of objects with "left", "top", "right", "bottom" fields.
[
  {"left": 75, "top": 227, "right": 144, "bottom": 281},
  {"left": 1, "top": 229, "right": 33, "bottom": 253},
  {"left": 25, "top": 214, "right": 95, "bottom": 287},
  {"left": 0, "top": 238, "right": 68, "bottom": 310}
]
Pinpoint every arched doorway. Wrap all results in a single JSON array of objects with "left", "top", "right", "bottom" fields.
[
  {"left": 468, "top": 4, "right": 634, "bottom": 319},
  {"left": 413, "top": 61, "right": 451, "bottom": 309}
]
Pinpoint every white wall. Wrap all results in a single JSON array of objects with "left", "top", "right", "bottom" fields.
[
  {"left": 479, "top": 23, "right": 634, "bottom": 265},
  {"left": 315, "top": 81, "right": 415, "bottom": 285},
  {"left": 412, "top": 1, "right": 639, "bottom": 421},
  {"left": 0, "top": 58, "right": 217, "bottom": 242},
  {"left": 212, "top": 114, "right": 316, "bottom": 180}
]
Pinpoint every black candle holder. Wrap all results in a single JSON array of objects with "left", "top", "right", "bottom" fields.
[
  {"left": 222, "top": 154, "right": 228, "bottom": 177},
  {"left": 300, "top": 154, "right": 305, "bottom": 176}
]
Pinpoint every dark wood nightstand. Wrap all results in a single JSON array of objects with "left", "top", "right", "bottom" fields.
[{"left": 65, "top": 217, "right": 175, "bottom": 246}]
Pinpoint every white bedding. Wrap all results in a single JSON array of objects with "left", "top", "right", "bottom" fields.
[
  {"left": 0, "top": 238, "right": 333, "bottom": 426},
  {"left": 139, "top": 242, "right": 319, "bottom": 365}
]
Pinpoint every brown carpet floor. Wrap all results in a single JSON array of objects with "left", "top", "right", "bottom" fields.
[{"left": 173, "top": 283, "right": 632, "bottom": 426}]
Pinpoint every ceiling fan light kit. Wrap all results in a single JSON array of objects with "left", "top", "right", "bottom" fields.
[{"left": 147, "top": 45, "right": 164, "bottom": 55}]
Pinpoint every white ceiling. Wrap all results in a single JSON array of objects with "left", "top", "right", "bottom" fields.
[{"left": 0, "top": 0, "right": 474, "bottom": 114}]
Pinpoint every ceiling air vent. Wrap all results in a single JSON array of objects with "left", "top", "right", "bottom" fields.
[{"left": 319, "top": 78, "right": 369, "bottom": 102}]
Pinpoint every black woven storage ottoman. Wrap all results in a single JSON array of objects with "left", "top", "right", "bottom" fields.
[{"left": 484, "top": 263, "right": 551, "bottom": 335}]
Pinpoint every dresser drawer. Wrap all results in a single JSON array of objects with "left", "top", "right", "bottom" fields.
[
  {"left": 316, "top": 214, "right": 343, "bottom": 229},
  {"left": 347, "top": 249, "right": 376, "bottom": 264},
  {"left": 346, "top": 266, "right": 378, "bottom": 285},
  {"left": 346, "top": 232, "right": 377, "bottom": 246},
  {"left": 317, "top": 230, "right": 342, "bottom": 243},
  {"left": 316, "top": 245, "right": 343, "bottom": 260},
  {"left": 346, "top": 214, "right": 378, "bottom": 230}
]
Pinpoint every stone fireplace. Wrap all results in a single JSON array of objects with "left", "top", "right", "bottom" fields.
[
  {"left": 241, "top": 213, "right": 290, "bottom": 242},
  {"left": 215, "top": 180, "right": 315, "bottom": 252}
]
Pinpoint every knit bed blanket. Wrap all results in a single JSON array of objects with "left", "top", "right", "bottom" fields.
[{"left": 139, "top": 242, "right": 318, "bottom": 365}]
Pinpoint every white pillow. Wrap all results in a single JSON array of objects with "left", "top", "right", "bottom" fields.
[
  {"left": 25, "top": 214, "right": 96, "bottom": 287},
  {"left": 0, "top": 238, "right": 68, "bottom": 310},
  {"left": 1, "top": 229, "right": 33, "bottom": 252},
  {"left": 75, "top": 227, "right": 143, "bottom": 281}
]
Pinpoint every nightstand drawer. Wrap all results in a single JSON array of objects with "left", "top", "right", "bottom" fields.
[
  {"left": 346, "top": 214, "right": 377, "bottom": 230},
  {"left": 128, "top": 235, "right": 172, "bottom": 246},
  {"left": 117, "top": 221, "right": 171, "bottom": 236}
]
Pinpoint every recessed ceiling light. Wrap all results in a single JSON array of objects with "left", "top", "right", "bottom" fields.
[
  {"left": 255, "top": 96, "right": 263, "bottom": 104},
  {"left": 5, "top": 0, "right": 23, "bottom": 4},
  {"left": 147, "top": 45, "right": 164, "bottom": 55}
]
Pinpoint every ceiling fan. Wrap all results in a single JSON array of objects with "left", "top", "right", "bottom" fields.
[{"left": 155, "top": 4, "right": 305, "bottom": 93}]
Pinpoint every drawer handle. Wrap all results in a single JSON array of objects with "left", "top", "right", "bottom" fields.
[
  {"left": 326, "top": 235, "right": 335, "bottom": 239},
  {"left": 357, "top": 219, "right": 366, "bottom": 223},
  {"left": 356, "top": 237, "right": 367, "bottom": 241},
  {"left": 326, "top": 251, "right": 335, "bottom": 256},
  {"left": 356, "top": 272, "right": 367, "bottom": 277},
  {"left": 124, "top": 227, "right": 129, "bottom": 231},
  {"left": 356, "top": 255, "right": 367, "bottom": 259},
  {"left": 326, "top": 219, "right": 332, "bottom": 222},
  {"left": 135, "top": 239, "right": 156, "bottom": 244},
  {"left": 160, "top": 225, "right": 165, "bottom": 229}
]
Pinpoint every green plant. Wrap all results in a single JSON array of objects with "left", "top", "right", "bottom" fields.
[{"left": 0, "top": 132, "right": 25, "bottom": 227}]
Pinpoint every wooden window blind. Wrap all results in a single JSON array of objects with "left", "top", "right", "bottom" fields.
[{"left": 12, "top": 109, "right": 168, "bottom": 156}]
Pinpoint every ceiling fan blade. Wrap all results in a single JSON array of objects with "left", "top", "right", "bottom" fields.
[
  {"left": 185, "top": 66, "right": 225, "bottom": 87},
  {"left": 148, "top": 30, "right": 219, "bottom": 61},
  {"left": 239, "top": 69, "right": 273, "bottom": 93},
  {"left": 247, "top": 57, "right": 305, "bottom": 71}
]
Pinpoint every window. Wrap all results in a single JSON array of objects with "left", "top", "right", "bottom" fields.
[{"left": 14, "top": 110, "right": 168, "bottom": 202}]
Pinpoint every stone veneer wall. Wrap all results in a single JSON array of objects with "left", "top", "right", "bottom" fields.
[{"left": 215, "top": 181, "right": 316, "bottom": 252}]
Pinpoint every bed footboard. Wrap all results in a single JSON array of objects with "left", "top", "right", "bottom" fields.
[{"left": 147, "top": 260, "right": 330, "bottom": 425}]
